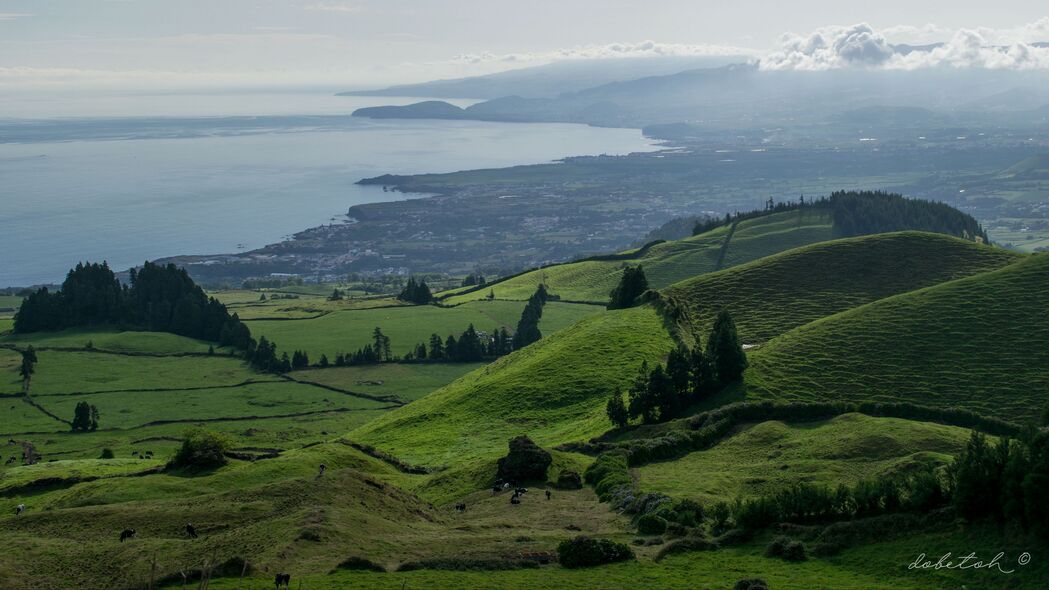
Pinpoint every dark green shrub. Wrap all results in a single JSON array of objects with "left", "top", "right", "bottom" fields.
[
  {"left": 782, "top": 540, "right": 807, "bottom": 562},
  {"left": 764, "top": 535, "right": 790, "bottom": 558},
  {"left": 557, "top": 536, "right": 634, "bottom": 568},
  {"left": 585, "top": 450, "right": 631, "bottom": 501},
  {"left": 660, "top": 498, "right": 703, "bottom": 527},
  {"left": 637, "top": 514, "right": 668, "bottom": 535},
  {"left": 332, "top": 556, "right": 385, "bottom": 573},
  {"left": 397, "top": 558, "right": 538, "bottom": 571},
  {"left": 496, "top": 435, "right": 552, "bottom": 483},
  {"left": 734, "top": 578, "right": 769, "bottom": 590},
  {"left": 99, "top": 448, "right": 114, "bottom": 459},
  {"left": 653, "top": 535, "right": 717, "bottom": 561},
  {"left": 557, "top": 470, "right": 583, "bottom": 490},
  {"left": 169, "top": 429, "right": 231, "bottom": 469}
]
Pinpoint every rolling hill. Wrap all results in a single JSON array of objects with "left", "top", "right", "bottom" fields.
[
  {"left": 351, "top": 305, "right": 675, "bottom": 467},
  {"left": 442, "top": 208, "right": 832, "bottom": 305},
  {"left": 742, "top": 253, "right": 1049, "bottom": 423},
  {"left": 664, "top": 232, "right": 1020, "bottom": 343}
]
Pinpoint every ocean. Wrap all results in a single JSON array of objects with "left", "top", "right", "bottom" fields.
[{"left": 0, "top": 92, "right": 656, "bottom": 287}]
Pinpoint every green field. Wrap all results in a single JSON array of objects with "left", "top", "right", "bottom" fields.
[
  {"left": 665, "top": 232, "right": 1019, "bottom": 343},
  {"left": 636, "top": 414, "right": 971, "bottom": 503},
  {"left": 743, "top": 253, "right": 1049, "bottom": 422},
  {"left": 293, "top": 362, "right": 485, "bottom": 403},
  {"left": 246, "top": 300, "right": 603, "bottom": 359}
]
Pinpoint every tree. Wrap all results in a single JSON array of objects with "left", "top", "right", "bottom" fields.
[
  {"left": 607, "top": 265, "right": 648, "bottom": 310},
  {"left": 318, "top": 354, "right": 330, "bottom": 368},
  {"left": 18, "top": 347, "right": 36, "bottom": 394},
  {"left": 71, "top": 401, "right": 99, "bottom": 432},
  {"left": 627, "top": 361, "right": 656, "bottom": 424},
  {"left": 707, "top": 310, "right": 748, "bottom": 384},
  {"left": 169, "top": 429, "right": 231, "bottom": 470},
  {"left": 605, "top": 388, "right": 629, "bottom": 429},
  {"left": 328, "top": 288, "right": 343, "bottom": 301},
  {"left": 428, "top": 333, "right": 444, "bottom": 360},
  {"left": 665, "top": 347, "right": 691, "bottom": 412},
  {"left": 688, "top": 345, "right": 715, "bottom": 399},
  {"left": 496, "top": 435, "right": 552, "bottom": 483},
  {"left": 397, "top": 276, "right": 433, "bottom": 305},
  {"left": 512, "top": 285, "right": 547, "bottom": 349},
  {"left": 646, "top": 365, "right": 675, "bottom": 421},
  {"left": 372, "top": 327, "right": 389, "bottom": 362}
]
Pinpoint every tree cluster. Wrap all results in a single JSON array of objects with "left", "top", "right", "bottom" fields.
[
  {"left": 407, "top": 324, "right": 503, "bottom": 363},
  {"left": 71, "top": 401, "right": 99, "bottom": 432},
  {"left": 15, "top": 262, "right": 255, "bottom": 353},
  {"left": 690, "top": 190, "right": 988, "bottom": 244},
  {"left": 950, "top": 430, "right": 1049, "bottom": 539},
  {"left": 249, "top": 336, "right": 291, "bottom": 373},
  {"left": 608, "top": 310, "right": 746, "bottom": 426},
  {"left": 169, "top": 429, "right": 231, "bottom": 470},
  {"left": 327, "top": 327, "right": 393, "bottom": 367},
  {"left": 397, "top": 276, "right": 433, "bottom": 305},
  {"left": 733, "top": 463, "right": 948, "bottom": 531},
  {"left": 512, "top": 284, "right": 548, "bottom": 349},
  {"left": 607, "top": 265, "right": 648, "bottom": 310},
  {"left": 461, "top": 273, "right": 486, "bottom": 287}
]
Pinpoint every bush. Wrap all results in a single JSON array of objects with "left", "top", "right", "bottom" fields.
[
  {"left": 653, "top": 534, "right": 717, "bottom": 561},
  {"left": 557, "top": 536, "right": 634, "bottom": 568},
  {"left": 734, "top": 579, "right": 769, "bottom": 590},
  {"left": 169, "top": 429, "right": 231, "bottom": 469},
  {"left": 782, "top": 540, "right": 807, "bottom": 562},
  {"left": 585, "top": 450, "right": 632, "bottom": 501},
  {"left": 637, "top": 514, "right": 668, "bottom": 535},
  {"left": 764, "top": 535, "right": 791, "bottom": 558},
  {"left": 659, "top": 498, "right": 703, "bottom": 527},
  {"left": 496, "top": 435, "right": 552, "bottom": 483},
  {"left": 557, "top": 470, "right": 583, "bottom": 490},
  {"left": 332, "top": 556, "right": 385, "bottom": 573},
  {"left": 99, "top": 448, "right": 114, "bottom": 459}
]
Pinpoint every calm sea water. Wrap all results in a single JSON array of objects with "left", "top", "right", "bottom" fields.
[{"left": 0, "top": 93, "right": 656, "bottom": 287}]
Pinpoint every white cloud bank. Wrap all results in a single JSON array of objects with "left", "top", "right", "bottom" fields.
[{"left": 761, "top": 20, "right": 1049, "bottom": 71}]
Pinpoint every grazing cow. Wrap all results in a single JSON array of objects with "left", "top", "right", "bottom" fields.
[
  {"left": 274, "top": 572, "right": 291, "bottom": 589},
  {"left": 119, "top": 528, "right": 137, "bottom": 542},
  {"left": 15, "top": 504, "right": 25, "bottom": 516},
  {"left": 510, "top": 495, "right": 521, "bottom": 505},
  {"left": 318, "top": 463, "right": 327, "bottom": 477},
  {"left": 491, "top": 483, "right": 502, "bottom": 494},
  {"left": 454, "top": 502, "right": 466, "bottom": 512},
  {"left": 515, "top": 487, "right": 528, "bottom": 496},
  {"left": 545, "top": 490, "right": 552, "bottom": 501},
  {"left": 185, "top": 523, "right": 198, "bottom": 539},
  {"left": 502, "top": 482, "right": 511, "bottom": 490}
]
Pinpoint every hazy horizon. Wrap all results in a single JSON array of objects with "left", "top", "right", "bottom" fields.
[{"left": 2, "top": 1, "right": 1049, "bottom": 97}]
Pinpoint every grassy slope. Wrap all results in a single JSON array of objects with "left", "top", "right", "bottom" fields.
[
  {"left": 442, "top": 210, "right": 834, "bottom": 305},
  {"left": 665, "top": 232, "right": 1020, "bottom": 343},
  {"left": 246, "top": 300, "right": 602, "bottom": 359},
  {"left": 352, "top": 306, "right": 676, "bottom": 467},
  {"left": 743, "top": 253, "right": 1049, "bottom": 422},
  {"left": 637, "top": 413, "right": 971, "bottom": 503}
]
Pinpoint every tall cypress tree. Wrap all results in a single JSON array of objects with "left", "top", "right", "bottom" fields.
[
  {"left": 707, "top": 310, "right": 748, "bottom": 384},
  {"left": 607, "top": 265, "right": 648, "bottom": 310}
]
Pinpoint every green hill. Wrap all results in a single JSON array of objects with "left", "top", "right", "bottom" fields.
[
  {"left": 443, "top": 208, "right": 832, "bottom": 304},
  {"left": 665, "top": 232, "right": 1020, "bottom": 343},
  {"left": 742, "top": 253, "right": 1049, "bottom": 422},
  {"left": 636, "top": 413, "right": 972, "bottom": 504},
  {"left": 351, "top": 305, "right": 675, "bottom": 467}
]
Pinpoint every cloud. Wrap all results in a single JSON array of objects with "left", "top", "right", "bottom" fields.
[
  {"left": 761, "top": 21, "right": 1049, "bottom": 71},
  {"left": 449, "top": 40, "right": 755, "bottom": 65},
  {"left": 0, "top": 12, "right": 33, "bottom": 21},
  {"left": 303, "top": 2, "right": 361, "bottom": 13}
]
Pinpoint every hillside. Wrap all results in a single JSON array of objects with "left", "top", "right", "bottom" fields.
[
  {"left": 665, "top": 232, "right": 1020, "bottom": 343},
  {"left": 742, "top": 253, "right": 1049, "bottom": 422},
  {"left": 636, "top": 413, "right": 973, "bottom": 504},
  {"left": 997, "top": 153, "right": 1049, "bottom": 180},
  {"left": 442, "top": 208, "right": 831, "bottom": 305},
  {"left": 351, "top": 305, "right": 675, "bottom": 466}
]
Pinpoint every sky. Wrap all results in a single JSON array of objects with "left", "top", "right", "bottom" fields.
[{"left": 1, "top": 0, "right": 1048, "bottom": 92}]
